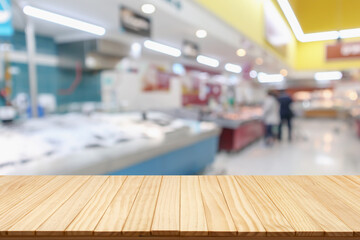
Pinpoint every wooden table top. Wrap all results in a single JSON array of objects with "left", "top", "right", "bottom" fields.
[{"left": 0, "top": 176, "right": 360, "bottom": 239}]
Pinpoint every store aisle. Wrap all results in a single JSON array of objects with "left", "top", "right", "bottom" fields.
[{"left": 208, "top": 118, "right": 360, "bottom": 175}]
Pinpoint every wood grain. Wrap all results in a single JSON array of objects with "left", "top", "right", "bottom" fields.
[
  {"left": 217, "top": 176, "right": 266, "bottom": 237},
  {"left": 94, "top": 176, "right": 144, "bottom": 237},
  {"left": 7, "top": 176, "right": 90, "bottom": 236},
  {"left": 199, "top": 176, "right": 237, "bottom": 236},
  {"left": 0, "top": 176, "right": 31, "bottom": 197},
  {"left": 274, "top": 176, "right": 353, "bottom": 237},
  {"left": 0, "top": 176, "right": 72, "bottom": 236},
  {"left": 180, "top": 176, "right": 208, "bottom": 236},
  {"left": 235, "top": 176, "right": 295, "bottom": 237},
  {"left": 253, "top": 176, "right": 324, "bottom": 237},
  {"left": 65, "top": 176, "right": 127, "bottom": 236},
  {"left": 121, "top": 176, "right": 162, "bottom": 237},
  {"left": 0, "top": 176, "right": 55, "bottom": 217},
  {"left": 346, "top": 175, "right": 360, "bottom": 186},
  {"left": 327, "top": 175, "right": 360, "bottom": 198},
  {"left": 0, "top": 176, "right": 358, "bottom": 238},
  {"left": 151, "top": 176, "right": 180, "bottom": 236},
  {"left": 36, "top": 176, "right": 108, "bottom": 236},
  {"left": 290, "top": 176, "right": 360, "bottom": 237}
]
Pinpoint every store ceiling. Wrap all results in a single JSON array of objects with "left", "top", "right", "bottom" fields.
[
  {"left": 289, "top": 0, "right": 360, "bottom": 34},
  {"left": 11, "top": 0, "right": 286, "bottom": 75}
]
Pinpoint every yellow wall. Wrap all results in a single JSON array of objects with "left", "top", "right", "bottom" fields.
[
  {"left": 296, "top": 39, "right": 360, "bottom": 71},
  {"left": 196, "top": 0, "right": 360, "bottom": 71},
  {"left": 195, "top": 0, "right": 297, "bottom": 69}
]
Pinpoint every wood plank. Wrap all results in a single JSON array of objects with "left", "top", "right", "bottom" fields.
[
  {"left": 180, "top": 176, "right": 208, "bottom": 237},
  {"left": 0, "top": 176, "right": 72, "bottom": 236},
  {"left": 345, "top": 175, "right": 360, "bottom": 186},
  {"left": 0, "top": 176, "right": 32, "bottom": 197},
  {"left": 94, "top": 176, "right": 144, "bottom": 237},
  {"left": 235, "top": 176, "right": 295, "bottom": 237},
  {"left": 290, "top": 176, "right": 360, "bottom": 236},
  {"left": 36, "top": 176, "right": 108, "bottom": 236},
  {"left": 7, "top": 176, "right": 90, "bottom": 236},
  {"left": 198, "top": 176, "right": 236, "bottom": 236},
  {"left": 0, "top": 175, "right": 358, "bottom": 238},
  {"left": 121, "top": 176, "right": 162, "bottom": 237},
  {"left": 274, "top": 176, "right": 353, "bottom": 237},
  {"left": 151, "top": 176, "right": 180, "bottom": 236},
  {"left": 2, "top": 237, "right": 360, "bottom": 240},
  {"left": 328, "top": 175, "right": 360, "bottom": 198},
  {"left": 65, "top": 176, "right": 126, "bottom": 236},
  {"left": 253, "top": 176, "right": 324, "bottom": 237},
  {"left": 0, "top": 176, "right": 55, "bottom": 217},
  {"left": 217, "top": 176, "right": 266, "bottom": 237}
]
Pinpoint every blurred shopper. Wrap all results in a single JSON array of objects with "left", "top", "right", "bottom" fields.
[
  {"left": 263, "top": 90, "right": 280, "bottom": 146},
  {"left": 277, "top": 90, "right": 293, "bottom": 141}
]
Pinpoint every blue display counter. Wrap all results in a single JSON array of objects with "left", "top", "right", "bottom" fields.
[{"left": 109, "top": 136, "right": 219, "bottom": 175}]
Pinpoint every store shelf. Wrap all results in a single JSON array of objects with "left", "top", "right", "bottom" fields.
[{"left": 0, "top": 176, "right": 360, "bottom": 239}]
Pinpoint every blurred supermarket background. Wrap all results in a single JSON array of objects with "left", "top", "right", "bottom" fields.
[{"left": 0, "top": 0, "right": 359, "bottom": 175}]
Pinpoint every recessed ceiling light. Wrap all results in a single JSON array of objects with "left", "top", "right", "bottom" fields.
[
  {"left": 141, "top": 4, "right": 156, "bottom": 14},
  {"left": 236, "top": 48, "right": 246, "bottom": 57},
  {"left": 249, "top": 70, "right": 257, "bottom": 78},
  {"left": 255, "top": 57, "right": 263, "bottom": 65},
  {"left": 280, "top": 69, "right": 288, "bottom": 77},
  {"left": 196, "top": 29, "right": 207, "bottom": 39}
]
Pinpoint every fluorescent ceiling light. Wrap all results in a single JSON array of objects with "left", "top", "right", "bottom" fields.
[
  {"left": 196, "top": 29, "right": 207, "bottom": 39},
  {"left": 141, "top": 4, "right": 156, "bottom": 14},
  {"left": 225, "top": 63, "right": 242, "bottom": 73},
  {"left": 314, "top": 71, "right": 342, "bottom": 81},
  {"left": 300, "top": 32, "right": 339, "bottom": 42},
  {"left": 339, "top": 28, "right": 360, "bottom": 39},
  {"left": 144, "top": 40, "right": 181, "bottom": 57},
  {"left": 258, "top": 72, "right": 284, "bottom": 83},
  {"left": 277, "top": 0, "right": 339, "bottom": 42},
  {"left": 23, "top": 6, "right": 106, "bottom": 36},
  {"left": 196, "top": 55, "right": 219, "bottom": 68},
  {"left": 264, "top": 0, "right": 291, "bottom": 46}
]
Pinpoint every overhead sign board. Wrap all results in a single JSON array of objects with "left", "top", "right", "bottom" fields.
[
  {"left": 0, "top": 0, "right": 13, "bottom": 36},
  {"left": 120, "top": 6, "right": 151, "bottom": 37},
  {"left": 327, "top": 42, "right": 360, "bottom": 60}
]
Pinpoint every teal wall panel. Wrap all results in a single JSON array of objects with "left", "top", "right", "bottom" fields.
[{"left": 0, "top": 31, "right": 101, "bottom": 107}]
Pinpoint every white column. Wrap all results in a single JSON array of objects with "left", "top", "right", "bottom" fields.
[{"left": 25, "top": 17, "right": 38, "bottom": 117}]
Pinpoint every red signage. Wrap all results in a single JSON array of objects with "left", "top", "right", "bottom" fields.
[{"left": 327, "top": 42, "right": 360, "bottom": 60}]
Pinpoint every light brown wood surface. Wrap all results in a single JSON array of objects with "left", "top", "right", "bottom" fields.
[
  {"left": 199, "top": 176, "right": 237, "bottom": 236},
  {"left": 180, "top": 176, "right": 208, "bottom": 236},
  {"left": 0, "top": 175, "right": 359, "bottom": 239},
  {"left": 235, "top": 176, "right": 295, "bottom": 237},
  {"left": 151, "top": 176, "right": 180, "bottom": 236}
]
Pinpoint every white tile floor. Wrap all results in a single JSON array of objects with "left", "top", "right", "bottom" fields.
[{"left": 207, "top": 118, "right": 360, "bottom": 175}]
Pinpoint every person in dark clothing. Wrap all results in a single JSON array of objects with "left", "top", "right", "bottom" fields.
[{"left": 277, "top": 90, "right": 293, "bottom": 141}]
